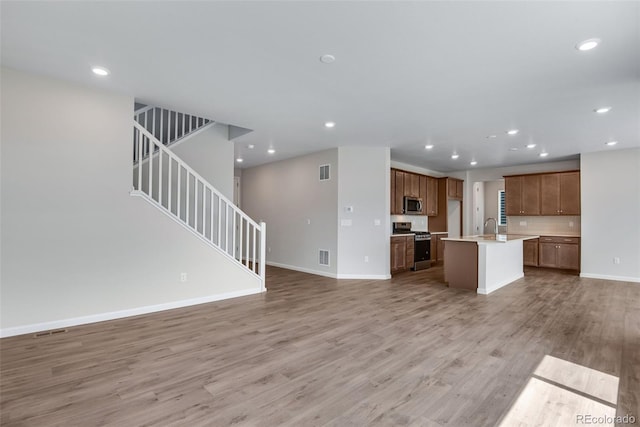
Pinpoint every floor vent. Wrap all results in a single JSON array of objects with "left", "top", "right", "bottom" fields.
[
  {"left": 319, "top": 249, "right": 330, "bottom": 266},
  {"left": 34, "top": 329, "right": 68, "bottom": 338}
]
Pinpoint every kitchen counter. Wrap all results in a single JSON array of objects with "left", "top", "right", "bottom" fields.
[
  {"left": 442, "top": 234, "right": 539, "bottom": 244},
  {"left": 443, "top": 234, "right": 538, "bottom": 295},
  {"left": 391, "top": 232, "right": 415, "bottom": 237}
]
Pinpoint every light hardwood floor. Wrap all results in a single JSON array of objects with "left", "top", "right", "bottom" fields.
[{"left": 1, "top": 266, "right": 638, "bottom": 426}]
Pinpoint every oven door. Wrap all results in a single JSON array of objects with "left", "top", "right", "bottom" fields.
[{"left": 412, "top": 237, "right": 431, "bottom": 270}]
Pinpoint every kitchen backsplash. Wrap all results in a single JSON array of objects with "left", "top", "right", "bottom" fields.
[
  {"left": 507, "top": 216, "right": 581, "bottom": 236},
  {"left": 390, "top": 215, "right": 429, "bottom": 231}
]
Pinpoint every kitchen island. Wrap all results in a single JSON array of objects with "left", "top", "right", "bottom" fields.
[{"left": 442, "top": 234, "right": 539, "bottom": 294}]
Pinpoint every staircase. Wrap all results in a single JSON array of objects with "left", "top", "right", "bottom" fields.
[{"left": 130, "top": 106, "right": 266, "bottom": 289}]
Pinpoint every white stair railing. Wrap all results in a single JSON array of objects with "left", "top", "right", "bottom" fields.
[
  {"left": 131, "top": 121, "right": 266, "bottom": 288},
  {"left": 134, "top": 106, "right": 213, "bottom": 161}
]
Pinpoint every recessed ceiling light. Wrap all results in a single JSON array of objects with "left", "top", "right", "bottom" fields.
[
  {"left": 594, "top": 106, "right": 611, "bottom": 114},
  {"left": 506, "top": 129, "right": 519, "bottom": 136},
  {"left": 526, "top": 143, "right": 537, "bottom": 149},
  {"left": 539, "top": 152, "right": 549, "bottom": 157},
  {"left": 509, "top": 147, "right": 519, "bottom": 151},
  {"left": 267, "top": 148, "right": 276, "bottom": 154},
  {"left": 605, "top": 141, "right": 618, "bottom": 146},
  {"left": 425, "top": 144, "right": 434, "bottom": 150},
  {"left": 320, "top": 54, "right": 336, "bottom": 64},
  {"left": 236, "top": 158, "right": 243, "bottom": 163},
  {"left": 247, "top": 144, "right": 255, "bottom": 149},
  {"left": 486, "top": 135, "right": 497, "bottom": 139},
  {"left": 324, "top": 121, "right": 335, "bottom": 128},
  {"left": 91, "top": 66, "right": 110, "bottom": 76},
  {"left": 576, "top": 38, "right": 600, "bottom": 51},
  {"left": 451, "top": 153, "right": 459, "bottom": 160},
  {"left": 470, "top": 161, "right": 477, "bottom": 166}
]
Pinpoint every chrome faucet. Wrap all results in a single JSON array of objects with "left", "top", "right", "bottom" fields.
[{"left": 484, "top": 217, "right": 498, "bottom": 234}]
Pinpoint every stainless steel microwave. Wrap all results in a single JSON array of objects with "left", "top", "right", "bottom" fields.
[{"left": 403, "top": 196, "right": 423, "bottom": 214}]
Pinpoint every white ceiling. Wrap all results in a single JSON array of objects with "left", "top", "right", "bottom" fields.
[{"left": 2, "top": 1, "right": 639, "bottom": 172}]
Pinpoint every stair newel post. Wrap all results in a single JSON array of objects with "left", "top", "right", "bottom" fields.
[{"left": 259, "top": 221, "right": 266, "bottom": 290}]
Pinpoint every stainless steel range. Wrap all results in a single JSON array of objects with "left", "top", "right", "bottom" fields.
[{"left": 392, "top": 222, "right": 431, "bottom": 270}]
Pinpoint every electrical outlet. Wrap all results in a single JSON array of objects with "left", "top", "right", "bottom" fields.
[
  {"left": 268, "top": 247, "right": 271, "bottom": 253},
  {"left": 364, "top": 256, "right": 369, "bottom": 263},
  {"left": 613, "top": 257, "right": 621, "bottom": 265},
  {"left": 569, "top": 221, "right": 574, "bottom": 227},
  {"left": 306, "top": 219, "right": 311, "bottom": 225},
  {"left": 180, "top": 273, "right": 188, "bottom": 282},
  {"left": 519, "top": 221, "right": 527, "bottom": 226},
  {"left": 374, "top": 219, "right": 381, "bottom": 226}
]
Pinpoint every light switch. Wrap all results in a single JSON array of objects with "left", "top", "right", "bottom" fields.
[
  {"left": 341, "top": 219, "right": 352, "bottom": 227},
  {"left": 374, "top": 219, "right": 381, "bottom": 226}
]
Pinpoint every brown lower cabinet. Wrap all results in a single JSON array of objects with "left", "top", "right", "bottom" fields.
[
  {"left": 391, "top": 235, "right": 415, "bottom": 274},
  {"left": 430, "top": 233, "right": 448, "bottom": 264},
  {"left": 523, "top": 238, "right": 539, "bottom": 266},
  {"left": 537, "top": 236, "right": 580, "bottom": 271}
]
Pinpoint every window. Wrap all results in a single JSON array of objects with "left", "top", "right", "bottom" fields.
[{"left": 498, "top": 190, "right": 507, "bottom": 226}]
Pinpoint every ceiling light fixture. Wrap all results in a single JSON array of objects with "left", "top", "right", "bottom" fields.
[
  {"left": 91, "top": 66, "right": 110, "bottom": 76},
  {"left": 425, "top": 144, "right": 434, "bottom": 150},
  {"left": 248, "top": 144, "right": 255, "bottom": 149},
  {"left": 451, "top": 153, "right": 459, "bottom": 160},
  {"left": 526, "top": 143, "right": 537, "bottom": 149},
  {"left": 506, "top": 129, "right": 519, "bottom": 136},
  {"left": 509, "top": 147, "right": 519, "bottom": 151},
  {"left": 539, "top": 152, "right": 549, "bottom": 157},
  {"left": 470, "top": 161, "right": 477, "bottom": 166},
  {"left": 324, "top": 121, "right": 335, "bottom": 128},
  {"left": 605, "top": 141, "right": 618, "bottom": 146},
  {"left": 320, "top": 54, "right": 336, "bottom": 64},
  {"left": 267, "top": 148, "right": 276, "bottom": 154},
  {"left": 486, "top": 135, "right": 497, "bottom": 139},
  {"left": 236, "top": 158, "right": 243, "bottom": 163},
  {"left": 576, "top": 38, "right": 600, "bottom": 51},
  {"left": 594, "top": 107, "right": 611, "bottom": 114}
]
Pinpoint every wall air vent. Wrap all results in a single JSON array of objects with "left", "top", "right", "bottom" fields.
[
  {"left": 319, "top": 164, "right": 330, "bottom": 181},
  {"left": 319, "top": 249, "right": 330, "bottom": 266}
]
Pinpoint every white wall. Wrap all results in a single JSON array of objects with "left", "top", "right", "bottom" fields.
[
  {"left": 337, "top": 147, "right": 390, "bottom": 279},
  {"left": 171, "top": 123, "right": 234, "bottom": 201},
  {"left": 581, "top": 148, "right": 640, "bottom": 282},
  {"left": 0, "top": 68, "right": 260, "bottom": 336},
  {"left": 241, "top": 149, "right": 339, "bottom": 277}
]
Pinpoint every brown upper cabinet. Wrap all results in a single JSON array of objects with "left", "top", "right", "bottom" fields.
[
  {"left": 405, "top": 172, "right": 420, "bottom": 198},
  {"left": 541, "top": 171, "right": 580, "bottom": 215},
  {"left": 391, "top": 169, "right": 404, "bottom": 214},
  {"left": 422, "top": 176, "right": 438, "bottom": 216},
  {"left": 447, "top": 178, "right": 463, "bottom": 200},
  {"left": 390, "top": 169, "right": 439, "bottom": 216},
  {"left": 505, "top": 170, "right": 580, "bottom": 217},
  {"left": 505, "top": 175, "right": 541, "bottom": 216}
]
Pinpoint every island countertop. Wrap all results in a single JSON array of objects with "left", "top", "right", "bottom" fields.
[{"left": 442, "top": 234, "right": 539, "bottom": 244}]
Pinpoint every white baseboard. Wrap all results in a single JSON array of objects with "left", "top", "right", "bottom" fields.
[
  {"left": 579, "top": 273, "right": 640, "bottom": 283},
  {"left": 266, "top": 261, "right": 338, "bottom": 278},
  {"left": 266, "top": 262, "right": 390, "bottom": 280},
  {"left": 0, "top": 288, "right": 264, "bottom": 338},
  {"left": 336, "top": 273, "right": 391, "bottom": 280},
  {"left": 477, "top": 273, "right": 524, "bottom": 295}
]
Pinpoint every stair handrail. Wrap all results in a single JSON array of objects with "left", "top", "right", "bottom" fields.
[{"left": 132, "top": 121, "right": 266, "bottom": 287}]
